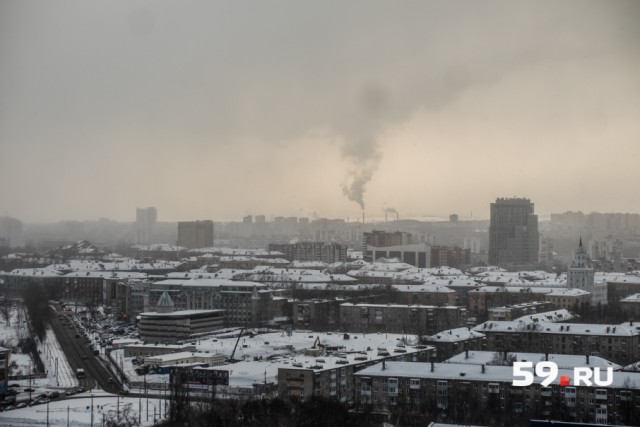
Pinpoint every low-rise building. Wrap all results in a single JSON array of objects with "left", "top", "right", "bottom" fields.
[
  {"left": 340, "top": 303, "right": 467, "bottom": 336},
  {"left": 144, "top": 351, "right": 225, "bottom": 367},
  {"left": 487, "top": 301, "right": 555, "bottom": 321},
  {"left": 543, "top": 288, "right": 591, "bottom": 311},
  {"left": 278, "top": 344, "right": 434, "bottom": 402},
  {"left": 426, "top": 328, "right": 486, "bottom": 361},
  {"left": 473, "top": 320, "right": 640, "bottom": 365},
  {"left": 138, "top": 291, "right": 224, "bottom": 343},
  {"left": 392, "top": 284, "right": 456, "bottom": 306},
  {"left": 620, "top": 293, "right": 640, "bottom": 320},
  {"left": 293, "top": 299, "right": 341, "bottom": 331},
  {"left": 123, "top": 343, "right": 197, "bottom": 358}
]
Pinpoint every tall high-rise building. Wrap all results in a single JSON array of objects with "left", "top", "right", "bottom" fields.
[
  {"left": 178, "top": 220, "right": 214, "bottom": 249},
  {"left": 488, "top": 197, "right": 539, "bottom": 266},
  {"left": 135, "top": 207, "right": 157, "bottom": 244}
]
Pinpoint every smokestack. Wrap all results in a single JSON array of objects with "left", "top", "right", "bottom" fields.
[
  {"left": 545, "top": 353, "right": 548, "bottom": 362},
  {"left": 465, "top": 350, "right": 469, "bottom": 359},
  {"left": 362, "top": 211, "right": 365, "bottom": 224},
  {"left": 396, "top": 212, "right": 399, "bottom": 222},
  {"left": 482, "top": 364, "right": 485, "bottom": 374},
  {"left": 430, "top": 361, "right": 434, "bottom": 372},
  {"left": 382, "top": 360, "right": 386, "bottom": 370},
  {"left": 586, "top": 354, "right": 590, "bottom": 365}
]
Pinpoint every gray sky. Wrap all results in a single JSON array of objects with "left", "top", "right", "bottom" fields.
[{"left": 1, "top": 1, "right": 639, "bottom": 223}]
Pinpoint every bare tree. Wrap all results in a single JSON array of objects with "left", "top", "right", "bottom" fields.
[{"left": 0, "top": 298, "right": 11, "bottom": 326}]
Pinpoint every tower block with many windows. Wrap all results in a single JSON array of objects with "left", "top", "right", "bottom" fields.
[{"left": 488, "top": 197, "right": 539, "bottom": 267}]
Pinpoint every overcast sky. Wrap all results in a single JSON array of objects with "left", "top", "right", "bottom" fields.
[{"left": 1, "top": 1, "right": 639, "bottom": 223}]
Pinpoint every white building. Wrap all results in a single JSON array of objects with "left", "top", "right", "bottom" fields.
[{"left": 567, "top": 238, "right": 607, "bottom": 306}]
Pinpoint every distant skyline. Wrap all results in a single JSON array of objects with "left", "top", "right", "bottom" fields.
[{"left": 2, "top": 1, "right": 639, "bottom": 223}]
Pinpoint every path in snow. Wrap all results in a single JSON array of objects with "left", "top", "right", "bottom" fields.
[{"left": 39, "top": 324, "right": 78, "bottom": 389}]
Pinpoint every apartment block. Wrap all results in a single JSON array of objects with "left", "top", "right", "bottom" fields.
[
  {"left": 178, "top": 220, "right": 214, "bottom": 249},
  {"left": 354, "top": 361, "right": 640, "bottom": 425},
  {"left": 488, "top": 197, "right": 539, "bottom": 267},
  {"left": 339, "top": 304, "right": 467, "bottom": 336},
  {"left": 268, "top": 242, "right": 347, "bottom": 263},
  {"left": 473, "top": 320, "right": 640, "bottom": 365},
  {"left": 278, "top": 346, "right": 433, "bottom": 402}
]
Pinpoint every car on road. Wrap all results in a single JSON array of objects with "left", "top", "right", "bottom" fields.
[
  {"left": 48, "top": 391, "right": 60, "bottom": 399},
  {"left": 24, "top": 387, "right": 35, "bottom": 392},
  {"left": 15, "top": 403, "right": 27, "bottom": 409}
]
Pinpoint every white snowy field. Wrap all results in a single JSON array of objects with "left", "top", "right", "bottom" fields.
[{"left": 0, "top": 391, "right": 168, "bottom": 426}]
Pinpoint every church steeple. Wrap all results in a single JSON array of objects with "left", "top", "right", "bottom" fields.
[{"left": 568, "top": 238, "right": 593, "bottom": 291}]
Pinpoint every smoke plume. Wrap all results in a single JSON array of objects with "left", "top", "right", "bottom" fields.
[{"left": 340, "top": 85, "right": 389, "bottom": 210}]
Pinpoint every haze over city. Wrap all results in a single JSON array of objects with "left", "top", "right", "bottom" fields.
[{"left": 1, "top": 1, "right": 639, "bottom": 223}]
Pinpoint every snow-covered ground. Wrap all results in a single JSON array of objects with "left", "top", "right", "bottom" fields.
[
  {"left": 0, "top": 305, "right": 32, "bottom": 376},
  {"left": 38, "top": 325, "right": 78, "bottom": 389},
  {"left": 0, "top": 303, "right": 77, "bottom": 393},
  {"left": 0, "top": 390, "right": 168, "bottom": 426}
]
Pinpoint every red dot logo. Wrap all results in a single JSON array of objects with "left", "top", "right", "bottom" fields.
[{"left": 560, "top": 376, "right": 571, "bottom": 386}]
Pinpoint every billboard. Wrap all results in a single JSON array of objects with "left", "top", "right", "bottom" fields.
[{"left": 170, "top": 366, "right": 229, "bottom": 387}]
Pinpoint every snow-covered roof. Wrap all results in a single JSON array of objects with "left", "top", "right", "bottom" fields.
[
  {"left": 445, "top": 350, "right": 621, "bottom": 370},
  {"left": 146, "top": 351, "right": 223, "bottom": 363},
  {"left": 341, "top": 303, "right": 463, "bottom": 310},
  {"left": 140, "top": 309, "right": 224, "bottom": 318},
  {"left": 545, "top": 288, "right": 590, "bottom": 297},
  {"left": 597, "top": 273, "right": 640, "bottom": 285},
  {"left": 243, "top": 267, "right": 356, "bottom": 284},
  {"left": 151, "top": 278, "right": 267, "bottom": 290},
  {"left": 621, "top": 293, "right": 640, "bottom": 303},
  {"left": 355, "top": 361, "right": 640, "bottom": 389},
  {"left": 392, "top": 284, "right": 455, "bottom": 294},
  {"left": 469, "top": 286, "right": 555, "bottom": 294},
  {"left": 290, "top": 261, "right": 329, "bottom": 268},
  {"left": 133, "top": 244, "right": 187, "bottom": 252},
  {"left": 428, "top": 328, "right": 485, "bottom": 343},
  {"left": 63, "top": 271, "right": 148, "bottom": 279},
  {"left": 188, "top": 247, "right": 284, "bottom": 257},
  {"left": 5, "top": 267, "right": 63, "bottom": 278},
  {"left": 474, "top": 320, "right": 639, "bottom": 337}
]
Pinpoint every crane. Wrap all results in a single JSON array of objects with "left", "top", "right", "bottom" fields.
[{"left": 228, "top": 328, "right": 245, "bottom": 363}]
